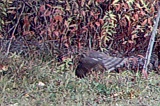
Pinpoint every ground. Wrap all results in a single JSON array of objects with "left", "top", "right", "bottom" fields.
[{"left": 0, "top": 53, "right": 160, "bottom": 106}]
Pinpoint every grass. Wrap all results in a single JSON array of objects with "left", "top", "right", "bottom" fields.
[{"left": 0, "top": 53, "right": 160, "bottom": 106}]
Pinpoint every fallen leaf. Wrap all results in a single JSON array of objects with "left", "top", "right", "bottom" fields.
[{"left": 0, "top": 64, "right": 8, "bottom": 72}]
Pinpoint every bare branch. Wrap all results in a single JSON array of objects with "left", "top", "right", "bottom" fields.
[{"left": 142, "top": 2, "right": 160, "bottom": 78}]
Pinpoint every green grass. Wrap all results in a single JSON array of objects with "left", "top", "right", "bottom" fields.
[{"left": 0, "top": 53, "right": 160, "bottom": 106}]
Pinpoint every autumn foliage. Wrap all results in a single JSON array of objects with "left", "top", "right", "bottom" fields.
[{"left": 0, "top": 0, "right": 159, "bottom": 60}]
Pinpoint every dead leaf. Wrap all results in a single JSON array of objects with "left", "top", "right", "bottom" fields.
[{"left": 0, "top": 64, "right": 8, "bottom": 72}]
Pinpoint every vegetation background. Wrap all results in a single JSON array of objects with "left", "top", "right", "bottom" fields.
[{"left": 0, "top": 0, "right": 160, "bottom": 105}]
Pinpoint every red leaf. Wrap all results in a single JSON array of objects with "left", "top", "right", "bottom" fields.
[
  {"left": 122, "top": 41, "right": 127, "bottom": 44},
  {"left": 131, "top": 34, "right": 138, "bottom": 40},
  {"left": 78, "top": 40, "right": 82, "bottom": 49},
  {"left": 54, "top": 15, "right": 63, "bottom": 23},
  {"left": 69, "top": 24, "right": 77, "bottom": 28},
  {"left": 95, "top": 22, "right": 100, "bottom": 27},
  {"left": 64, "top": 43, "right": 69, "bottom": 48},
  {"left": 134, "top": 14, "right": 139, "bottom": 21},
  {"left": 44, "top": 10, "right": 51, "bottom": 17},
  {"left": 64, "top": 20, "right": 69, "bottom": 27},
  {"left": 23, "top": 16, "right": 30, "bottom": 31},
  {"left": 70, "top": 27, "right": 77, "bottom": 32},
  {"left": 99, "top": 19, "right": 104, "bottom": 25},
  {"left": 34, "top": 17, "right": 37, "bottom": 25},
  {"left": 150, "top": 6, "right": 155, "bottom": 14},
  {"left": 96, "top": 0, "right": 105, "bottom": 3},
  {"left": 89, "top": 22, "right": 94, "bottom": 28},
  {"left": 90, "top": 11, "right": 94, "bottom": 16},
  {"left": 123, "top": 3, "right": 129, "bottom": 10},
  {"left": 148, "top": 17, "right": 153, "bottom": 26},
  {"left": 128, "top": 40, "right": 134, "bottom": 44},
  {"left": 82, "top": 26, "right": 88, "bottom": 31},
  {"left": 40, "top": 5, "right": 45, "bottom": 12},
  {"left": 115, "top": 4, "right": 121, "bottom": 12},
  {"left": 140, "top": 10, "right": 146, "bottom": 16},
  {"left": 23, "top": 31, "right": 29, "bottom": 36},
  {"left": 137, "top": 54, "right": 144, "bottom": 58},
  {"left": 40, "top": 30, "right": 45, "bottom": 36},
  {"left": 81, "top": 10, "right": 86, "bottom": 16},
  {"left": 46, "top": 4, "right": 52, "bottom": 8},
  {"left": 0, "top": 64, "right": 8, "bottom": 72},
  {"left": 81, "top": 0, "right": 85, "bottom": 6},
  {"left": 54, "top": 31, "right": 59, "bottom": 36},
  {"left": 141, "top": 19, "right": 147, "bottom": 26}
]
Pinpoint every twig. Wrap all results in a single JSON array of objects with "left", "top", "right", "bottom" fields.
[
  {"left": 142, "top": 2, "right": 160, "bottom": 78},
  {"left": 6, "top": 3, "right": 25, "bottom": 56}
]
